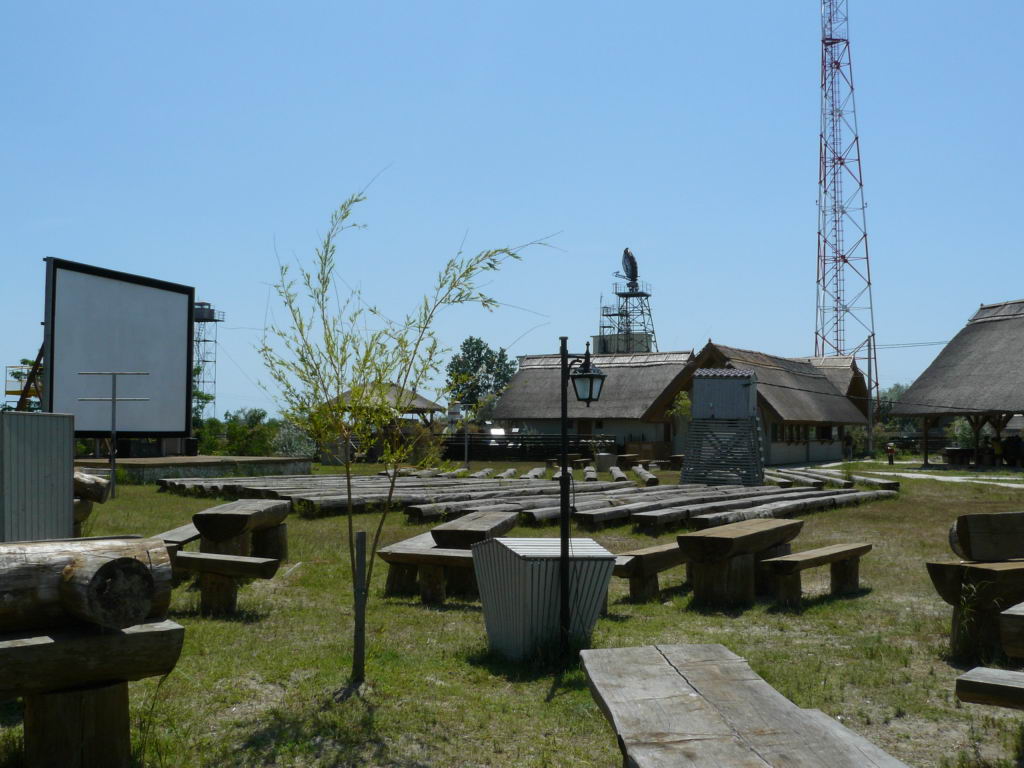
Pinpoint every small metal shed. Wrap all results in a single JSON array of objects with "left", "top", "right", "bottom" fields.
[
  {"left": 472, "top": 537, "right": 614, "bottom": 660},
  {"left": 1, "top": 411, "right": 74, "bottom": 541},
  {"left": 691, "top": 368, "right": 758, "bottom": 420}
]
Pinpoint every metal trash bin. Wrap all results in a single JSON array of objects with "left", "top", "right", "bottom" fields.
[
  {"left": 472, "top": 537, "right": 614, "bottom": 660},
  {"left": 594, "top": 453, "right": 616, "bottom": 472}
]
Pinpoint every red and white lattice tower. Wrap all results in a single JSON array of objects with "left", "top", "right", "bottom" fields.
[{"left": 815, "top": 0, "right": 878, "bottom": 403}]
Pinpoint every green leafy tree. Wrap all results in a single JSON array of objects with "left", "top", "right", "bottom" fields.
[
  {"left": 221, "top": 408, "right": 279, "bottom": 456},
  {"left": 445, "top": 336, "right": 517, "bottom": 409},
  {"left": 260, "top": 193, "right": 526, "bottom": 689}
]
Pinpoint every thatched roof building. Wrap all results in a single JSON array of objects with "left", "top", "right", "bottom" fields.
[
  {"left": 892, "top": 300, "right": 1024, "bottom": 417},
  {"left": 491, "top": 350, "right": 693, "bottom": 422},
  {"left": 682, "top": 343, "right": 867, "bottom": 426}
]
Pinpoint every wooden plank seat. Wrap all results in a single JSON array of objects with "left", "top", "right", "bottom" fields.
[
  {"left": 378, "top": 533, "right": 475, "bottom": 604},
  {"left": 677, "top": 518, "right": 804, "bottom": 607},
  {"left": 950, "top": 510, "right": 1024, "bottom": 561},
  {"left": 956, "top": 666, "right": 1024, "bottom": 710},
  {"left": 927, "top": 560, "right": 1024, "bottom": 660},
  {"left": 580, "top": 643, "right": 910, "bottom": 767},
  {"left": 761, "top": 543, "right": 872, "bottom": 607},
  {"left": 613, "top": 543, "right": 689, "bottom": 601},
  {"left": 173, "top": 551, "right": 280, "bottom": 579},
  {"left": 429, "top": 509, "right": 519, "bottom": 549}
]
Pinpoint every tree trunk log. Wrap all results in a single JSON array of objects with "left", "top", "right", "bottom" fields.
[
  {"left": 73, "top": 471, "right": 111, "bottom": 504},
  {"left": 251, "top": 523, "right": 288, "bottom": 561},
  {"left": 192, "top": 500, "right": 289, "bottom": 543},
  {"left": 59, "top": 554, "right": 155, "bottom": 629},
  {"left": 24, "top": 682, "right": 130, "bottom": 768},
  {"left": 0, "top": 619, "right": 185, "bottom": 698},
  {"left": 0, "top": 538, "right": 171, "bottom": 632}
]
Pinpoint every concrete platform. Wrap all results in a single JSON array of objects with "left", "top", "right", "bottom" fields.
[{"left": 74, "top": 456, "right": 311, "bottom": 484}]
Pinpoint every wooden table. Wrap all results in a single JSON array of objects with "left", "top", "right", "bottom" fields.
[
  {"left": 581, "top": 643, "right": 909, "bottom": 767},
  {"left": 677, "top": 518, "right": 804, "bottom": 606}
]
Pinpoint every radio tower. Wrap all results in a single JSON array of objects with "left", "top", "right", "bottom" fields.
[{"left": 815, "top": 0, "right": 878, "bottom": 408}]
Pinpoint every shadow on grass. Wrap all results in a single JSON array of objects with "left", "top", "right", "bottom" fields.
[
  {"left": 764, "top": 586, "right": 873, "bottom": 615},
  {"left": 223, "top": 691, "right": 431, "bottom": 768},
  {"left": 465, "top": 646, "right": 590, "bottom": 689},
  {"left": 383, "top": 597, "right": 483, "bottom": 614},
  {"left": 167, "top": 606, "right": 269, "bottom": 624}
]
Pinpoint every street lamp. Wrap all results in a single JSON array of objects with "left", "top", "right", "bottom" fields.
[{"left": 559, "top": 338, "right": 606, "bottom": 656}]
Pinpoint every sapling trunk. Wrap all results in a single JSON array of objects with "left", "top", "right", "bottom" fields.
[{"left": 352, "top": 531, "right": 367, "bottom": 684}]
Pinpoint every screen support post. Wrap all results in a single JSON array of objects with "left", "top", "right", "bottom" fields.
[{"left": 77, "top": 371, "right": 149, "bottom": 498}]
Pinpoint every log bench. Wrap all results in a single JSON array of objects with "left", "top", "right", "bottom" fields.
[
  {"left": 927, "top": 559, "right": 1024, "bottom": 661},
  {"left": 677, "top": 518, "right": 804, "bottom": 607},
  {"left": 378, "top": 532, "right": 475, "bottom": 604},
  {"left": 581, "top": 643, "right": 910, "bottom": 767},
  {"left": 761, "top": 543, "right": 872, "bottom": 607},
  {"left": 613, "top": 542, "right": 689, "bottom": 601},
  {"left": 429, "top": 509, "right": 519, "bottom": 549},
  {"left": 189, "top": 500, "right": 289, "bottom": 615},
  {"left": 956, "top": 667, "right": 1024, "bottom": 710}
]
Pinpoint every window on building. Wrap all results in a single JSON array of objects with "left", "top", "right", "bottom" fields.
[
  {"left": 771, "top": 423, "right": 779, "bottom": 442},
  {"left": 816, "top": 425, "right": 832, "bottom": 441}
]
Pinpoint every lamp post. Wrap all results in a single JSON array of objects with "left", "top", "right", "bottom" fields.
[{"left": 559, "top": 337, "right": 606, "bottom": 656}]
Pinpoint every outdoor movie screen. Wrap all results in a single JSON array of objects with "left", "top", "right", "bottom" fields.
[{"left": 43, "top": 258, "right": 194, "bottom": 436}]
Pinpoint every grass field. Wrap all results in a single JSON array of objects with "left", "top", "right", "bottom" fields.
[{"left": 4, "top": 464, "right": 1024, "bottom": 766}]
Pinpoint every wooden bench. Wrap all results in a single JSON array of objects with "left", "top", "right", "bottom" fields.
[
  {"left": 581, "top": 644, "right": 910, "bottom": 767},
  {"left": 761, "top": 543, "right": 872, "bottom": 607},
  {"left": 677, "top": 518, "right": 804, "bottom": 606},
  {"left": 378, "top": 532, "right": 475, "bottom": 604},
  {"left": 613, "top": 543, "right": 688, "bottom": 601},
  {"left": 956, "top": 667, "right": 1024, "bottom": 710},
  {"left": 429, "top": 509, "right": 519, "bottom": 549},
  {"left": 927, "top": 560, "right": 1024, "bottom": 660}
]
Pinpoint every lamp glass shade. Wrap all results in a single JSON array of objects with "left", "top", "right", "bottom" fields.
[{"left": 571, "top": 368, "right": 606, "bottom": 404}]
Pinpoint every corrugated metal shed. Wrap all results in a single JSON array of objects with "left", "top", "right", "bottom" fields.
[
  {"left": 472, "top": 537, "right": 614, "bottom": 660},
  {"left": 691, "top": 369, "right": 758, "bottom": 420},
  {"left": 1, "top": 412, "right": 74, "bottom": 541}
]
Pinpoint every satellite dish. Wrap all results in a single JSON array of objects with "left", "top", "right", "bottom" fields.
[{"left": 621, "top": 248, "right": 638, "bottom": 282}]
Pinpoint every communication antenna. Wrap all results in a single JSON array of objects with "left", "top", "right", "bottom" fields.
[
  {"left": 598, "top": 248, "right": 658, "bottom": 353},
  {"left": 815, "top": 0, "right": 878, "bottom": 406}
]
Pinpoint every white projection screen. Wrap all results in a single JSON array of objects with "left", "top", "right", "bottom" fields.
[{"left": 43, "top": 258, "right": 194, "bottom": 436}]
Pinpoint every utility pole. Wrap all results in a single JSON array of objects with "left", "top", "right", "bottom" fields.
[{"left": 815, "top": 0, "right": 879, "bottom": 443}]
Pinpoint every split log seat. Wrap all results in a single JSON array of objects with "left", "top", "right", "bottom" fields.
[
  {"left": 191, "top": 500, "right": 290, "bottom": 615},
  {"left": 0, "top": 620, "right": 186, "bottom": 768},
  {"left": 581, "top": 643, "right": 910, "bottom": 767},
  {"left": 949, "top": 511, "right": 1024, "bottom": 561},
  {"left": 677, "top": 518, "right": 804, "bottom": 607},
  {"left": 379, "top": 533, "right": 475, "bottom": 604},
  {"left": 613, "top": 543, "right": 689, "bottom": 601},
  {"left": 761, "top": 543, "right": 872, "bottom": 607},
  {"left": 927, "top": 560, "right": 1024, "bottom": 660},
  {"left": 956, "top": 667, "right": 1024, "bottom": 710},
  {"left": 429, "top": 509, "right": 519, "bottom": 549},
  {"left": 1001, "top": 601, "right": 1024, "bottom": 658}
]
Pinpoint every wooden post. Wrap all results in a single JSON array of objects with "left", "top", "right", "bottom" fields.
[
  {"left": 922, "top": 416, "right": 931, "bottom": 466},
  {"left": 199, "top": 533, "right": 250, "bottom": 616},
  {"left": 755, "top": 542, "right": 791, "bottom": 598},
  {"left": 352, "top": 531, "right": 366, "bottom": 684},
  {"left": 418, "top": 564, "right": 446, "bottom": 604},
  {"left": 830, "top": 558, "right": 860, "bottom": 595},
  {"left": 384, "top": 563, "right": 418, "bottom": 596},
  {"left": 691, "top": 554, "right": 755, "bottom": 607},
  {"left": 24, "top": 682, "right": 131, "bottom": 768},
  {"left": 251, "top": 523, "right": 288, "bottom": 561},
  {"left": 774, "top": 573, "right": 802, "bottom": 609}
]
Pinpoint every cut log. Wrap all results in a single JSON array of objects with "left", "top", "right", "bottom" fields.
[
  {"left": 59, "top": 554, "right": 156, "bottom": 629},
  {"left": 954, "top": 511, "right": 1024, "bottom": 561},
  {"left": 0, "top": 538, "right": 171, "bottom": 632},
  {"left": 74, "top": 470, "right": 111, "bottom": 504},
  {"left": 584, "top": 465, "right": 598, "bottom": 482},
  {"left": 957, "top": 667, "right": 1024, "bottom": 710},
  {"left": 496, "top": 468, "right": 518, "bottom": 479},
  {"left": 73, "top": 498, "right": 94, "bottom": 524},
  {"left": 252, "top": 523, "right": 288, "bottom": 561},
  {"left": 676, "top": 518, "right": 805, "bottom": 563},
  {"left": 1002, "top": 602, "right": 1024, "bottom": 658},
  {"left": 24, "top": 681, "right": 130, "bottom": 768},
  {"left": 430, "top": 510, "right": 519, "bottom": 549},
  {"left": 0, "top": 619, "right": 185, "bottom": 699},
  {"left": 632, "top": 465, "right": 659, "bottom": 487},
  {"left": 173, "top": 551, "right": 280, "bottom": 579},
  {"left": 469, "top": 468, "right": 495, "bottom": 479},
  {"left": 192, "top": 499, "right": 290, "bottom": 542},
  {"left": 609, "top": 466, "right": 629, "bottom": 482}
]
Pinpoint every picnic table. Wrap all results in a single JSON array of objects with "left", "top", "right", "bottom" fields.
[
  {"left": 581, "top": 643, "right": 909, "bottom": 767},
  {"left": 677, "top": 518, "right": 804, "bottom": 606}
]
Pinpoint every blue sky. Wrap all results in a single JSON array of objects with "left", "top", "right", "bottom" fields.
[{"left": 4, "top": 2, "right": 1021, "bottom": 418}]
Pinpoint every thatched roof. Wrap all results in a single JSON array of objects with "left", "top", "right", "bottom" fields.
[
  {"left": 892, "top": 300, "right": 1024, "bottom": 416},
  {"left": 681, "top": 343, "right": 867, "bottom": 425},
  {"left": 491, "top": 350, "right": 694, "bottom": 421},
  {"left": 336, "top": 383, "right": 444, "bottom": 414}
]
